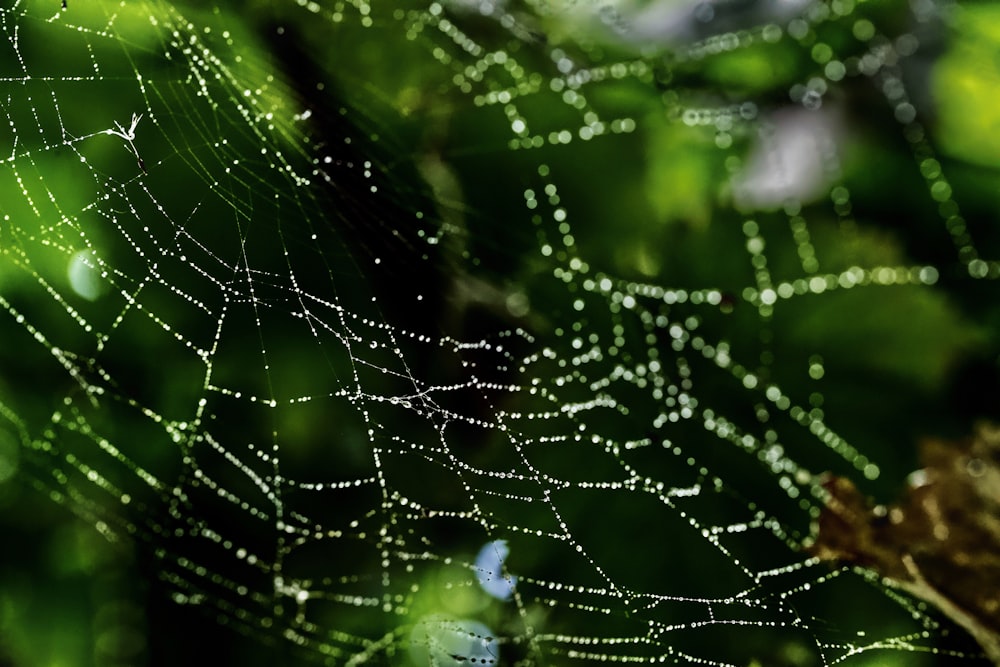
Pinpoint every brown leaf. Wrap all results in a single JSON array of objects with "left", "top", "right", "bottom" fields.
[{"left": 809, "top": 423, "right": 1000, "bottom": 664}]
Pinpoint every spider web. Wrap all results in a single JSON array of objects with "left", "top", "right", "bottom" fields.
[{"left": 0, "top": 0, "right": 996, "bottom": 665}]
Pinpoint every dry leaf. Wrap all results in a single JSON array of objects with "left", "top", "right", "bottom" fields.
[{"left": 809, "top": 423, "right": 1000, "bottom": 664}]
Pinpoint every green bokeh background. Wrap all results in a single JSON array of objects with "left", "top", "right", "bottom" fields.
[{"left": 1, "top": 0, "right": 999, "bottom": 665}]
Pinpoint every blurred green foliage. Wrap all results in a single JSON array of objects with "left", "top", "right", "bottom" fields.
[
  {"left": 933, "top": 4, "right": 1000, "bottom": 168},
  {"left": 1, "top": 0, "right": 999, "bottom": 665}
]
